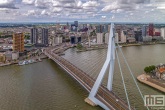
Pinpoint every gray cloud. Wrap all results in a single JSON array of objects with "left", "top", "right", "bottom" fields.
[
  {"left": 0, "top": 0, "right": 18, "bottom": 9},
  {"left": 22, "top": 0, "right": 35, "bottom": 5},
  {"left": 118, "top": 0, "right": 150, "bottom": 4},
  {"left": 102, "top": 0, "right": 151, "bottom": 12},
  {"left": 0, "top": 0, "right": 165, "bottom": 22},
  {"left": 34, "top": 0, "right": 51, "bottom": 9}
]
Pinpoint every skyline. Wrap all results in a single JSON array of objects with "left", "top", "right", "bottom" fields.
[{"left": 0, "top": 0, "right": 165, "bottom": 23}]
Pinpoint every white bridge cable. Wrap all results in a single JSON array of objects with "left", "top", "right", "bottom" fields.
[
  {"left": 64, "top": 51, "right": 91, "bottom": 63},
  {"left": 66, "top": 50, "right": 107, "bottom": 73},
  {"left": 86, "top": 53, "right": 106, "bottom": 77},
  {"left": 92, "top": 52, "right": 108, "bottom": 80},
  {"left": 69, "top": 50, "right": 107, "bottom": 75},
  {"left": 76, "top": 50, "right": 107, "bottom": 81},
  {"left": 84, "top": 50, "right": 107, "bottom": 74},
  {"left": 87, "top": 59, "right": 105, "bottom": 78},
  {"left": 81, "top": 52, "right": 107, "bottom": 80},
  {"left": 67, "top": 55, "right": 90, "bottom": 67},
  {"left": 116, "top": 43, "right": 150, "bottom": 110},
  {"left": 116, "top": 50, "right": 131, "bottom": 110}
]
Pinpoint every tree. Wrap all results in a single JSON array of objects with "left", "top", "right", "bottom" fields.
[
  {"left": 144, "top": 65, "right": 156, "bottom": 75},
  {"left": 76, "top": 43, "right": 83, "bottom": 50},
  {"left": 148, "top": 66, "right": 153, "bottom": 73},
  {"left": 144, "top": 67, "right": 150, "bottom": 74},
  {"left": 151, "top": 65, "right": 156, "bottom": 70}
]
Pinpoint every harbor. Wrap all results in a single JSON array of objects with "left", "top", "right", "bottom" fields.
[
  {"left": 0, "top": 54, "right": 47, "bottom": 67},
  {"left": 137, "top": 74, "right": 165, "bottom": 93},
  {"left": 137, "top": 63, "right": 165, "bottom": 93},
  {"left": 18, "top": 58, "right": 42, "bottom": 66}
]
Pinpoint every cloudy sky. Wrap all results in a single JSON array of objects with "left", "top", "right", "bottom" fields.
[{"left": 0, "top": 0, "right": 165, "bottom": 23}]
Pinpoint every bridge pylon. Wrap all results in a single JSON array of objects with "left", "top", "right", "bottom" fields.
[{"left": 85, "top": 23, "right": 116, "bottom": 110}]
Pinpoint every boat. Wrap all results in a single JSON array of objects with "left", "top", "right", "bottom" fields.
[
  {"left": 18, "top": 61, "right": 28, "bottom": 66},
  {"left": 18, "top": 59, "right": 36, "bottom": 66},
  {"left": 36, "top": 58, "right": 42, "bottom": 62},
  {"left": 38, "top": 58, "right": 42, "bottom": 62},
  {"left": 116, "top": 45, "right": 122, "bottom": 48}
]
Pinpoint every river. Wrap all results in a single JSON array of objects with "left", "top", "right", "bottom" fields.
[{"left": 0, "top": 44, "right": 164, "bottom": 110}]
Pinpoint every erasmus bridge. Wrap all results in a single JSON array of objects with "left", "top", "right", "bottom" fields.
[{"left": 43, "top": 23, "right": 149, "bottom": 110}]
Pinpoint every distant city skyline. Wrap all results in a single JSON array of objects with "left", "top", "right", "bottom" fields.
[{"left": 0, "top": 0, "right": 165, "bottom": 23}]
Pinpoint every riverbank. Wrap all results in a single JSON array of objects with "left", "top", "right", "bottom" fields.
[
  {"left": 0, "top": 54, "right": 47, "bottom": 67},
  {"left": 121, "top": 41, "right": 165, "bottom": 47},
  {"left": 76, "top": 41, "right": 165, "bottom": 52},
  {"left": 76, "top": 46, "right": 106, "bottom": 52},
  {"left": 76, "top": 44, "right": 107, "bottom": 52},
  {"left": 51, "top": 44, "right": 72, "bottom": 55},
  {"left": 0, "top": 62, "right": 12, "bottom": 67},
  {"left": 137, "top": 74, "right": 165, "bottom": 93}
]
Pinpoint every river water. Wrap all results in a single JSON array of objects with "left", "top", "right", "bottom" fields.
[{"left": 0, "top": 44, "right": 164, "bottom": 110}]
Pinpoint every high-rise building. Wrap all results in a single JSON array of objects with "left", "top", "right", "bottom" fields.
[
  {"left": 70, "top": 36, "right": 76, "bottom": 44},
  {"left": 96, "top": 25, "right": 104, "bottom": 33},
  {"left": 0, "top": 53, "right": 6, "bottom": 63},
  {"left": 154, "top": 28, "right": 161, "bottom": 36},
  {"left": 115, "top": 33, "right": 119, "bottom": 43},
  {"left": 66, "top": 22, "right": 69, "bottom": 29},
  {"left": 41, "top": 28, "right": 49, "bottom": 46},
  {"left": 148, "top": 23, "right": 154, "bottom": 36},
  {"left": 134, "top": 31, "right": 142, "bottom": 42},
  {"left": 142, "top": 25, "right": 147, "bottom": 37},
  {"left": 53, "top": 37, "right": 63, "bottom": 45},
  {"left": 31, "top": 28, "right": 38, "bottom": 44},
  {"left": 161, "top": 28, "right": 165, "bottom": 40},
  {"left": 104, "top": 25, "right": 108, "bottom": 33},
  {"left": 121, "top": 31, "right": 126, "bottom": 43},
  {"left": 105, "top": 33, "right": 109, "bottom": 44},
  {"left": 116, "top": 29, "right": 121, "bottom": 41},
  {"left": 13, "top": 33, "right": 24, "bottom": 52},
  {"left": 71, "top": 25, "right": 77, "bottom": 32},
  {"left": 74, "top": 21, "right": 78, "bottom": 27},
  {"left": 97, "top": 33, "right": 103, "bottom": 44}
]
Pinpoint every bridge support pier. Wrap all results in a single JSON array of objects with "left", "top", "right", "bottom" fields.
[
  {"left": 85, "top": 97, "right": 110, "bottom": 110},
  {"left": 84, "top": 98, "right": 96, "bottom": 106}
]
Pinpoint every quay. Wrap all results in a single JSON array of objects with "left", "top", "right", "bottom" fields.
[
  {"left": 44, "top": 46, "right": 135, "bottom": 110},
  {"left": 137, "top": 74, "right": 165, "bottom": 93},
  {"left": 0, "top": 62, "right": 12, "bottom": 67}
]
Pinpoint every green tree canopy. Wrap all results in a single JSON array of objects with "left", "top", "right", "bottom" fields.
[
  {"left": 144, "top": 65, "right": 156, "bottom": 74},
  {"left": 76, "top": 43, "right": 83, "bottom": 50}
]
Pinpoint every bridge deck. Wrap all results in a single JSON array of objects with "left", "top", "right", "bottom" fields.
[{"left": 44, "top": 47, "right": 134, "bottom": 110}]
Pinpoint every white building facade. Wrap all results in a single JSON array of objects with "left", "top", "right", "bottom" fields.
[
  {"left": 121, "top": 31, "right": 126, "bottom": 43},
  {"left": 97, "top": 33, "right": 103, "bottom": 44},
  {"left": 161, "top": 28, "right": 165, "bottom": 40}
]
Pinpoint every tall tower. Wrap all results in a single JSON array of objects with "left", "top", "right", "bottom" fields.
[
  {"left": 41, "top": 28, "right": 49, "bottom": 46},
  {"left": 148, "top": 23, "right": 154, "bottom": 36},
  {"left": 31, "top": 28, "right": 38, "bottom": 44},
  {"left": 13, "top": 33, "right": 24, "bottom": 52},
  {"left": 161, "top": 28, "right": 165, "bottom": 40},
  {"left": 142, "top": 25, "right": 147, "bottom": 37},
  {"left": 74, "top": 21, "right": 78, "bottom": 27},
  {"left": 66, "top": 22, "right": 69, "bottom": 29},
  {"left": 96, "top": 25, "right": 103, "bottom": 33}
]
